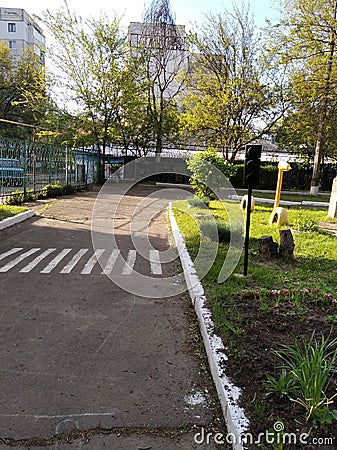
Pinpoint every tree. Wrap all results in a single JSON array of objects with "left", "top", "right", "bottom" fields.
[
  {"left": 39, "top": 1, "right": 127, "bottom": 183},
  {"left": 134, "top": 0, "right": 188, "bottom": 158},
  {"left": 0, "top": 42, "right": 48, "bottom": 139},
  {"left": 274, "top": 0, "right": 337, "bottom": 194},
  {"left": 180, "top": 5, "right": 287, "bottom": 161}
]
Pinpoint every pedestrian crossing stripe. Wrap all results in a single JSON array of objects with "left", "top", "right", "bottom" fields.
[{"left": 0, "top": 248, "right": 163, "bottom": 275}]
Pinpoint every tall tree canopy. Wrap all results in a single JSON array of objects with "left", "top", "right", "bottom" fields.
[
  {"left": 0, "top": 42, "right": 47, "bottom": 139},
  {"left": 273, "top": 0, "right": 337, "bottom": 194},
  {"left": 180, "top": 5, "right": 287, "bottom": 161},
  {"left": 39, "top": 2, "right": 132, "bottom": 182}
]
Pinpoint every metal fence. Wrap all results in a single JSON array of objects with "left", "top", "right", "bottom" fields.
[{"left": 0, "top": 137, "right": 99, "bottom": 199}]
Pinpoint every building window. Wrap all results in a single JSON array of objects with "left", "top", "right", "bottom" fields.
[
  {"left": 8, "top": 41, "right": 16, "bottom": 49},
  {"left": 8, "top": 23, "right": 16, "bottom": 32}
]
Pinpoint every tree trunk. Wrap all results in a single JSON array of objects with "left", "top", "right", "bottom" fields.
[{"left": 279, "top": 229, "right": 295, "bottom": 260}]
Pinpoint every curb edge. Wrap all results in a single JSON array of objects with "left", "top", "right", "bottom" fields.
[
  {"left": 168, "top": 202, "right": 249, "bottom": 450},
  {"left": 0, "top": 210, "right": 35, "bottom": 231}
]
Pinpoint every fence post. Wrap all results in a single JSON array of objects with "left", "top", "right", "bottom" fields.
[
  {"left": 0, "top": 143, "right": 3, "bottom": 198},
  {"left": 65, "top": 145, "right": 69, "bottom": 187},
  {"left": 23, "top": 141, "right": 27, "bottom": 198}
]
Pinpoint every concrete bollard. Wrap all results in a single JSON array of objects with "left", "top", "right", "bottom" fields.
[{"left": 328, "top": 176, "right": 337, "bottom": 219}]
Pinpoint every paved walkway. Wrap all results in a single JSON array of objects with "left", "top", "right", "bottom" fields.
[{"left": 0, "top": 185, "right": 227, "bottom": 449}]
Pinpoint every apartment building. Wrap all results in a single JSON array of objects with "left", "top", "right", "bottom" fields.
[
  {"left": 128, "top": 21, "right": 188, "bottom": 100},
  {"left": 0, "top": 7, "right": 45, "bottom": 65}
]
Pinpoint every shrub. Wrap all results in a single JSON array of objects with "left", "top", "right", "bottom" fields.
[
  {"left": 38, "top": 184, "right": 76, "bottom": 199},
  {"left": 6, "top": 189, "right": 36, "bottom": 205},
  {"left": 187, "top": 149, "right": 237, "bottom": 199}
]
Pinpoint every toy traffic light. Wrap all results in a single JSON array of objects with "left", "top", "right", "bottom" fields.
[{"left": 244, "top": 144, "right": 262, "bottom": 187}]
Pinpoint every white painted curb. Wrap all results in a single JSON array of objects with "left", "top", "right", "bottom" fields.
[
  {"left": 228, "top": 194, "right": 329, "bottom": 207},
  {"left": 168, "top": 203, "right": 249, "bottom": 450},
  {"left": 0, "top": 209, "right": 35, "bottom": 230}
]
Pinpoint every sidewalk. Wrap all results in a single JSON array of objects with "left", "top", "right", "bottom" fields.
[{"left": 0, "top": 185, "right": 227, "bottom": 449}]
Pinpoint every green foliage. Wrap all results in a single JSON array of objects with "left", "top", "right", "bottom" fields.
[
  {"left": 6, "top": 190, "right": 35, "bottom": 205},
  {"left": 38, "top": 184, "right": 76, "bottom": 198},
  {"left": 181, "top": 6, "right": 284, "bottom": 160},
  {"left": 0, "top": 43, "right": 48, "bottom": 139},
  {"left": 271, "top": 0, "right": 337, "bottom": 162},
  {"left": 187, "top": 149, "right": 237, "bottom": 199},
  {"left": 266, "top": 333, "right": 337, "bottom": 425},
  {"left": 230, "top": 164, "right": 278, "bottom": 189},
  {"left": 5, "top": 184, "right": 77, "bottom": 205}
]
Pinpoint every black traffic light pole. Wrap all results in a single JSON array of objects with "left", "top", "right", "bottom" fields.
[
  {"left": 243, "top": 178, "right": 253, "bottom": 276},
  {"left": 243, "top": 144, "right": 262, "bottom": 276}
]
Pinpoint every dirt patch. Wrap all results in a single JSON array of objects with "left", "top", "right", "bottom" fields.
[{"left": 216, "top": 289, "right": 337, "bottom": 449}]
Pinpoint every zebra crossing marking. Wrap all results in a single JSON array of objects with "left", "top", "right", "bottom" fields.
[
  {"left": 40, "top": 248, "right": 72, "bottom": 273},
  {"left": 122, "top": 249, "right": 137, "bottom": 275},
  {"left": 20, "top": 248, "right": 56, "bottom": 273},
  {"left": 0, "top": 248, "right": 23, "bottom": 262},
  {"left": 101, "top": 249, "right": 120, "bottom": 275},
  {"left": 0, "top": 247, "right": 165, "bottom": 276},
  {"left": 60, "top": 249, "right": 89, "bottom": 274},
  {"left": 81, "top": 249, "right": 105, "bottom": 275},
  {"left": 149, "top": 249, "right": 162, "bottom": 275},
  {"left": 0, "top": 248, "right": 40, "bottom": 273}
]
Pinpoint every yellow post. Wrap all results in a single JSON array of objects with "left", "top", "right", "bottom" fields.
[
  {"left": 274, "top": 169, "right": 284, "bottom": 209},
  {"left": 270, "top": 161, "right": 291, "bottom": 226}
]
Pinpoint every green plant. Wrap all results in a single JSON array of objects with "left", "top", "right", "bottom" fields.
[
  {"left": 5, "top": 189, "right": 36, "bottom": 205},
  {"left": 267, "top": 419, "right": 285, "bottom": 450},
  {"left": 187, "top": 148, "right": 237, "bottom": 199},
  {"left": 265, "top": 368, "right": 298, "bottom": 398},
  {"left": 0, "top": 205, "right": 27, "bottom": 220},
  {"left": 267, "top": 332, "right": 337, "bottom": 425},
  {"left": 327, "top": 314, "right": 337, "bottom": 324},
  {"left": 259, "top": 289, "right": 270, "bottom": 311}
]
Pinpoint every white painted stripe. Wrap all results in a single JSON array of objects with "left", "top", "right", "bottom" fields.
[
  {"left": 122, "top": 250, "right": 137, "bottom": 275},
  {"left": 0, "top": 248, "right": 40, "bottom": 272},
  {"left": 40, "top": 248, "right": 72, "bottom": 273},
  {"left": 20, "top": 248, "right": 56, "bottom": 273},
  {"left": 81, "top": 249, "right": 105, "bottom": 275},
  {"left": 60, "top": 249, "right": 88, "bottom": 274},
  {"left": 102, "top": 249, "right": 120, "bottom": 274},
  {"left": 149, "top": 249, "right": 162, "bottom": 275},
  {"left": 0, "top": 248, "right": 23, "bottom": 262}
]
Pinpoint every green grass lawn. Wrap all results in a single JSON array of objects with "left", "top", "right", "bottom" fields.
[
  {"left": 173, "top": 199, "right": 337, "bottom": 296},
  {"left": 0, "top": 205, "right": 27, "bottom": 221}
]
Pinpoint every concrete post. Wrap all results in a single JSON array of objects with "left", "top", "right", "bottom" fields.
[{"left": 328, "top": 176, "right": 337, "bottom": 218}]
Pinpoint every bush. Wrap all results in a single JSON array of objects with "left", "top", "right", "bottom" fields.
[
  {"left": 6, "top": 189, "right": 36, "bottom": 205},
  {"left": 187, "top": 149, "right": 237, "bottom": 199},
  {"left": 230, "top": 163, "right": 278, "bottom": 189},
  {"left": 38, "top": 184, "right": 76, "bottom": 199}
]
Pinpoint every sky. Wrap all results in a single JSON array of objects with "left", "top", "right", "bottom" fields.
[{"left": 5, "top": 0, "right": 280, "bottom": 31}]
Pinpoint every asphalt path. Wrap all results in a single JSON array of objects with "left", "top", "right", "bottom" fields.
[{"left": 0, "top": 185, "right": 226, "bottom": 449}]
